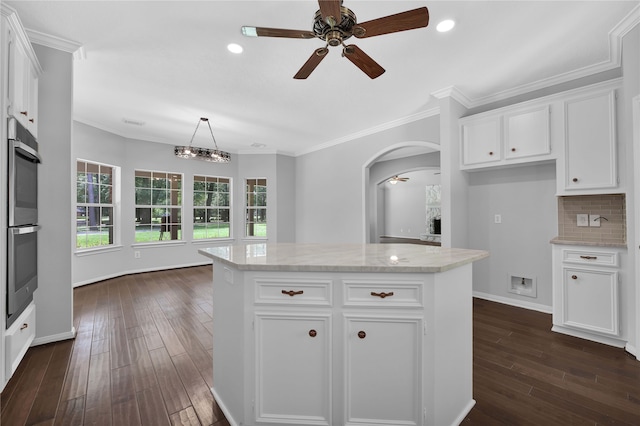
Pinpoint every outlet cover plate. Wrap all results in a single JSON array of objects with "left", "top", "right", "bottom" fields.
[
  {"left": 577, "top": 214, "right": 589, "bottom": 227},
  {"left": 590, "top": 214, "right": 601, "bottom": 227}
]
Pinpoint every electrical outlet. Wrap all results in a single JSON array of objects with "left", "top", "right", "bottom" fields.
[
  {"left": 134, "top": 251, "right": 141, "bottom": 259},
  {"left": 590, "top": 214, "right": 601, "bottom": 227},
  {"left": 576, "top": 214, "right": 589, "bottom": 227},
  {"left": 494, "top": 214, "right": 502, "bottom": 224}
]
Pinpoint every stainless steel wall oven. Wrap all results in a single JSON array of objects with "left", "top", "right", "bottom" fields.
[{"left": 7, "top": 117, "right": 41, "bottom": 328}]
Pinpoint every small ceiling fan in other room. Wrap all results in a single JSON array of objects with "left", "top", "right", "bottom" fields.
[
  {"left": 388, "top": 175, "right": 409, "bottom": 184},
  {"left": 241, "top": 0, "right": 429, "bottom": 79}
]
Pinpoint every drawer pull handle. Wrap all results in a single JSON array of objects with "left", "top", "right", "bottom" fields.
[
  {"left": 281, "top": 290, "right": 303, "bottom": 297},
  {"left": 309, "top": 329, "right": 317, "bottom": 338},
  {"left": 371, "top": 291, "right": 394, "bottom": 299},
  {"left": 20, "top": 323, "right": 28, "bottom": 330},
  {"left": 358, "top": 331, "right": 366, "bottom": 339},
  {"left": 571, "top": 275, "right": 578, "bottom": 280},
  {"left": 579, "top": 255, "right": 598, "bottom": 260}
]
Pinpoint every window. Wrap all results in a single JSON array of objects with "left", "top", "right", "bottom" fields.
[
  {"left": 76, "top": 160, "right": 117, "bottom": 249},
  {"left": 193, "top": 175, "right": 231, "bottom": 239},
  {"left": 134, "top": 170, "right": 182, "bottom": 242},
  {"left": 245, "top": 178, "right": 267, "bottom": 237}
]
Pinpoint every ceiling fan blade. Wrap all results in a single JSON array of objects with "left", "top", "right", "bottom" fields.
[
  {"left": 241, "top": 26, "right": 315, "bottom": 39},
  {"left": 342, "top": 45, "right": 385, "bottom": 79},
  {"left": 353, "top": 7, "right": 429, "bottom": 38},
  {"left": 294, "top": 48, "right": 329, "bottom": 79},
  {"left": 318, "top": 0, "right": 342, "bottom": 26}
]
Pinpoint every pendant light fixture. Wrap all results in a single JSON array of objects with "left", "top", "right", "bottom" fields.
[{"left": 174, "top": 117, "right": 231, "bottom": 163}]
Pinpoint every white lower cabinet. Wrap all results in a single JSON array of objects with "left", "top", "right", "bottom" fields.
[
  {"left": 5, "top": 302, "right": 35, "bottom": 379},
  {"left": 255, "top": 313, "right": 332, "bottom": 425},
  {"left": 552, "top": 245, "right": 623, "bottom": 344},
  {"left": 344, "top": 315, "right": 422, "bottom": 426}
]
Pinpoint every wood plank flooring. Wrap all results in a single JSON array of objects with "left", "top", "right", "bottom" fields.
[{"left": 1, "top": 266, "right": 639, "bottom": 425}]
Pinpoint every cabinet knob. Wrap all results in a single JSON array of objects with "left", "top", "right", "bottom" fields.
[
  {"left": 357, "top": 331, "right": 366, "bottom": 339},
  {"left": 370, "top": 291, "right": 394, "bottom": 299},
  {"left": 20, "top": 111, "right": 28, "bottom": 116},
  {"left": 20, "top": 323, "right": 28, "bottom": 330},
  {"left": 29, "top": 118, "right": 34, "bottom": 123},
  {"left": 511, "top": 148, "right": 516, "bottom": 152},
  {"left": 572, "top": 178, "right": 578, "bottom": 183},
  {"left": 281, "top": 290, "right": 303, "bottom": 297},
  {"left": 571, "top": 275, "right": 578, "bottom": 280},
  {"left": 488, "top": 151, "right": 494, "bottom": 156},
  {"left": 309, "top": 329, "right": 317, "bottom": 338}
]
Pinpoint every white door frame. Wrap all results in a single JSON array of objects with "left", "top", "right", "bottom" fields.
[{"left": 633, "top": 94, "right": 640, "bottom": 360}]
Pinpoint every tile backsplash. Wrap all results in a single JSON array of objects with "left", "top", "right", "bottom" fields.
[{"left": 557, "top": 194, "right": 626, "bottom": 244}]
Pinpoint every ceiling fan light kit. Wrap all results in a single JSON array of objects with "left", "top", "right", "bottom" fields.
[
  {"left": 241, "top": 0, "right": 429, "bottom": 79},
  {"left": 389, "top": 175, "right": 409, "bottom": 184},
  {"left": 174, "top": 117, "right": 231, "bottom": 163}
]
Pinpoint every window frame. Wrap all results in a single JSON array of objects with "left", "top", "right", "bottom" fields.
[
  {"left": 134, "top": 169, "right": 184, "bottom": 244},
  {"left": 244, "top": 177, "right": 267, "bottom": 239},
  {"left": 75, "top": 159, "right": 120, "bottom": 251},
  {"left": 193, "top": 175, "right": 233, "bottom": 241}
]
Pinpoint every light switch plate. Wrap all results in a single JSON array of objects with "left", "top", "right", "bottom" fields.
[
  {"left": 577, "top": 214, "right": 589, "bottom": 227},
  {"left": 589, "top": 214, "right": 601, "bottom": 227}
]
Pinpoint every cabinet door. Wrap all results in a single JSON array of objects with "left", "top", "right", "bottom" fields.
[
  {"left": 504, "top": 105, "right": 550, "bottom": 160},
  {"left": 26, "top": 66, "right": 38, "bottom": 137},
  {"left": 564, "top": 91, "right": 617, "bottom": 191},
  {"left": 562, "top": 268, "right": 618, "bottom": 336},
  {"left": 344, "top": 316, "right": 422, "bottom": 426},
  {"left": 461, "top": 117, "right": 501, "bottom": 166},
  {"left": 255, "top": 313, "right": 331, "bottom": 425}
]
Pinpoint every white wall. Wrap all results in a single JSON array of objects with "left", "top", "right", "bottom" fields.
[
  {"left": 295, "top": 116, "right": 440, "bottom": 243},
  {"left": 73, "top": 122, "right": 295, "bottom": 286},
  {"left": 33, "top": 44, "right": 74, "bottom": 343},
  {"left": 467, "top": 163, "right": 557, "bottom": 309}
]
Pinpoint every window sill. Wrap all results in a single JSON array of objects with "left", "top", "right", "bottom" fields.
[
  {"left": 192, "top": 238, "right": 235, "bottom": 245},
  {"left": 75, "top": 245, "right": 124, "bottom": 257},
  {"left": 131, "top": 241, "right": 187, "bottom": 249}
]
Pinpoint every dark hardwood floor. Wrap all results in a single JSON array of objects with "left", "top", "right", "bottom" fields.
[{"left": 1, "top": 266, "right": 639, "bottom": 425}]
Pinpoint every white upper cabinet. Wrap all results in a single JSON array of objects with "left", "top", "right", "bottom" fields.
[
  {"left": 2, "top": 5, "right": 41, "bottom": 137},
  {"left": 561, "top": 89, "right": 617, "bottom": 193},
  {"left": 459, "top": 102, "right": 553, "bottom": 170},
  {"left": 460, "top": 116, "right": 502, "bottom": 167},
  {"left": 504, "top": 105, "right": 550, "bottom": 160}
]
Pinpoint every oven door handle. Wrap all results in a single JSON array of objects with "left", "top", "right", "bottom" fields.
[
  {"left": 13, "top": 140, "right": 42, "bottom": 163},
  {"left": 10, "top": 225, "right": 41, "bottom": 235}
]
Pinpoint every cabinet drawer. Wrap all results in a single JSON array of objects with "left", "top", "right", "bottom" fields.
[
  {"left": 343, "top": 280, "right": 423, "bottom": 308},
  {"left": 254, "top": 278, "right": 332, "bottom": 306},
  {"left": 562, "top": 249, "right": 618, "bottom": 267},
  {"left": 5, "top": 302, "right": 36, "bottom": 378}
]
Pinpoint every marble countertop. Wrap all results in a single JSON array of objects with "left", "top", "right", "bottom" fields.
[
  {"left": 198, "top": 243, "right": 489, "bottom": 273},
  {"left": 550, "top": 237, "right": 627, "bottom": 248}
]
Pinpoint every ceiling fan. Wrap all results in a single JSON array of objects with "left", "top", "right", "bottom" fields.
[
  {"left": 388, "top": 175, "right": 409, "bottom": 184},
  {"left": 241, "top": 0, "right": 429, "bottom": 79}
]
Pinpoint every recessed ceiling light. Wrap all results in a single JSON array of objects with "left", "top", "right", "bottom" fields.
[
  {"left": 436, "top": 19, "right": 455, "bottom": 33},
  {"left": 227, "top": 43, "right": 243, "bottom": 54}
]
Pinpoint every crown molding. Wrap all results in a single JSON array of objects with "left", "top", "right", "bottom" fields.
[
  {"left": 1, "top": 4, "right": 43, "bottom": 74},
  {"left": 430, "top": 86, "right": 472, "bottom": 108},
  {"left": 296, "top": 107, "right": 440, "bottom": 157},
  {"left": 25, "top": 29, "right": 83, "bottom": 56}
]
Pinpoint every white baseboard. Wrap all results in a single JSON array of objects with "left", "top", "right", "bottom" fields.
[
  {"left": 624, "top": 342, "right": 638, "bottom": 359},
  {"left": 451, "top": 399, "right": 476, "bottom": 426},
  {"left": 32, "top": 327, "right": 77, "bottom": 347},
  {"left": 211, "top": 387, "right": 238, "bottom": 426},
  {"left": 473, "top": 291, "right": 552, "bottom": 314},
  {"left": 73, "top": 261, "right": 211, "bottom": 288}
]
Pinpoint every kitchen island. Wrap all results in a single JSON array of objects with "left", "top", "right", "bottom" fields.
[{"left": 199, "top": 243, "right": 488, "bottom": 426}]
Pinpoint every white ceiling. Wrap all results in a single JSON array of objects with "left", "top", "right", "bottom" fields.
[{"left": 6, "top": 1, "right": 639, "bottom": 156}]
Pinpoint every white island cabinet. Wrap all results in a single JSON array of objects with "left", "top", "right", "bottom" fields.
[{"left": 199, "top": 243, "right": 488, "bottom": 426}]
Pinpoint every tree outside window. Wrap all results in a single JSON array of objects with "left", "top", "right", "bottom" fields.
[
  {"left": 135, "top": 170, "right": 182, "bottom": 242},
  {"left": 193, "top": 175, "right": 231, "bottom": 239},
  {"left": 245, "top": 178, "right": 267, "bottom": 237},
  {"left": 76, "top": 160, "right": 116, "bottom": 249}
]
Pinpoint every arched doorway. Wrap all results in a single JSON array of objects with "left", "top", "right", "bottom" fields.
[{"left": 362, "top": 141, "right": 441, "bottom": 243}]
